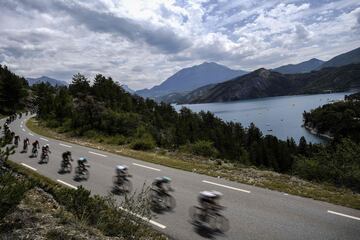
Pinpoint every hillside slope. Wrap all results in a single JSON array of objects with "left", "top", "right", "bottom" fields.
[
  {"left": 136, "top": 62, "right": 247, "bottom": 98},
  {"left": 182, "top": 64, "right": 360, "bottom": 103},
  {"left": 318, "top": 47, "right": 360, "bottom": 69},
  {"left": 274, "top": 58, "right": 324, "bottom": 74}
]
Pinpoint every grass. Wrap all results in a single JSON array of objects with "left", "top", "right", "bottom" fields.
[{"left": 27, "top": 117, "right": 360, "bottom": 210}]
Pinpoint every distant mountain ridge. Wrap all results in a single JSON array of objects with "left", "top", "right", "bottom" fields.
[
  {"left": 136, "top": 62, "right": 247, "bottom": 98},
  {"left": 121, "top": 84, "right": 135, "bottom": 94},
  {"left": 178, "top": 64, "right": 360, "bottom": 104},
  {"left": 317, "top": 47, "right": 360, "bottom": 69},
  {"left": 274, "top": 58, "right": 324, "bottom": 74},
  {"left": 26, "top": 76, "right": 68, "bottom": 86}
]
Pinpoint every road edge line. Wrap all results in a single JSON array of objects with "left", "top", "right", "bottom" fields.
[
  {"left": 327, "top": 210, "right": 360, "bottom": 221},
  {"left": 118, "top": 207, "right": 166, "bottom": 229},
  {"left": 21, "top": 163, "right": 37, "bottom": 171},
  {"left": 202, "top": 180, "right": 251, "bottom": 193},
  {"left": 57, "top": 179, "right": 77, "bottom": 190}
]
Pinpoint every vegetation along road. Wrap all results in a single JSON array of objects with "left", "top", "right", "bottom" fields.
[{"left": 4, "top": 115, "right": 360, "bottom": 240}]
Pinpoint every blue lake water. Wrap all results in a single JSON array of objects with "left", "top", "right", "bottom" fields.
[{"left": 174, "top": 92, "right": 355, "bottom": 143}]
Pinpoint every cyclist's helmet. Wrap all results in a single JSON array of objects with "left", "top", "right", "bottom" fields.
[
  {"left": 211, "top": 190, "right": 223, "bottom": 199},
  {"left": 116, "top": 165, "right": 128, "bottom": 173},
  {"left": 200, "top": 191, "right": 216, "bottom": 198},
  {"left": 162, "top": 176, "right": 171, "bottom": 183}
]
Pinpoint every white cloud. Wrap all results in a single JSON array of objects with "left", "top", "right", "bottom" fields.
[{"left": 0, "top": 0, "right": 360, "bottom": 90}]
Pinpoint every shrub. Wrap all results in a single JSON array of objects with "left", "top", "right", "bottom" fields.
[
  {"left": 294, "top": 139, "right": 360, "bottom": 191},
  {"left": 130, "top": 133, "right": 156, "bottom": 151},
  {"left": 45, "top": 119, "right": 61, "bottom": 128},
  {"left": 0, "top": 173, "right": 31, "bottom": 218},
  {"left": 181, "top": 140, "right": 219, "bottom": 158},
  {"left": 103, "top": 134, "right": 127, "bottom": 145},
  {"left": 82, "top": 130, "right": 100, "bottom": 138}
]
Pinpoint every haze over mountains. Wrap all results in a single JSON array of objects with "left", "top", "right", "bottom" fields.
[
  {"left": 26, "top": 76, "right": 68, "bottom": 86},
  {"left": 136, "top": 47, "right": 360, "bottom": 103},
  {"left": 180, "top": 64, "right": 360, "bottom": 103},
  {"left": 155, "top": 46, "right": 360, "bottom": 104},
  {"left": 273, "top": 58, "right": 324, "bottom": 74},
  {"left": 25, "top": 46, "right": 360, "bottom": 104},
  {"left": 316, "top": 46, "right": 360, "bottom": 69},
  {"left": 136, "top": 62, "right": 247, "bottom": 98}
]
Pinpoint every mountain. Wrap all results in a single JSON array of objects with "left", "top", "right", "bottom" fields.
[
  {"left": 318, "top": 47, "right": 360, "bottom": 69},
  {"left": 26, "top": 76, "right": 68, "bottom": 86},
  {"left": 121, "top": 84, "right": 135, "bottom": 94},
  {"left": 136, "top": 62, "right": 247, "bottom": 98},
  {"left": 180, "top": 64, "right": 360, "bottom": 104},
  {"left": 273, "top": 58, "right": 324, "bottom": 74}
]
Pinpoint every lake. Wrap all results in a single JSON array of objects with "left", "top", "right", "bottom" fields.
[{"left": 174, "top": 92, "right": 355, "bottom": 144}]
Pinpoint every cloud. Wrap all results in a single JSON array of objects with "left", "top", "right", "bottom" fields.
[
  {"left": 3, "top": 0, "right": 191, "bottom": 54},
  {"left": 0, "top": 0, "right": 360, "bottom": 89}
]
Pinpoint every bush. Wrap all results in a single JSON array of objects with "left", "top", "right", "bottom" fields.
[
  {"left": 130, "top": 133, "right": 156, "bottom": 151},
  {"left": 294, "top": 139, "right": 360, "bottom": 191},
  {"left": 45, "top": 119, "right": 61, "bottom": 128},
  {"left": 83, "top": 130, "right": 100, "bottom": 138},
  {"left": 181, "top": 140, "right": 219, "bottom": 158},
  {"left": 0, "top": 173, "right": 31, "bottom": 218},
  {"left": 103, "top": 134, "right": 127, "bottom": 145},
  {"left": 58, "top": 118, "right": 72, "bottom": 133}
]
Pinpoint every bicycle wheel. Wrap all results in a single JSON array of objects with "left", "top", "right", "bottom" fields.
[
  {"left": 123, "top": 179, "right": 132, "bottom": 192},
  {"left": 68, "top": 162, "right": 72, "bottom": 173},
  {"left": 189, "top": 206, "right": 201, "bottom": 222},
  {"left": 83, "top": 169, "right": 89, "bottom": 180},
  {"left": 165, "top": 195, "right": 176, "bottom": 210},
  {"left": 209, "top": 214, "right": 230, "bottom": 232}
]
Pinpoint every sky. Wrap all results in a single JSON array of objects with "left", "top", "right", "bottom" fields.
[{"left": 0, "top": 0, "right": 360, "bottom": 90}]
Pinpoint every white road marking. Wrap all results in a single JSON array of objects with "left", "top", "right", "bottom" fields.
[
  {"left": 20, "top": 124, "right": 23, "bottom": 128},
  {"left": 284, "top": 193, "right": 289, "bottom": 196},
  {"left": 40, "top": 137, "right": 49, "bottom": 142},
  {"left": 88, "top": 151, "right": 107, "bottom": 157},
  {"left": 57, "top": 179, "right": 77, "bottom": 190},
  {"left": 202, "top": 180, "right": 251, "bottom": 193},
  {"left": 29, "top": 132, "right": 34, "bottom": 136},
  {"left": 22, "top": 128, "right": 25, "bottom": 132},
  {"left": 21, "top": 121, "right": 23, "bottom": 124},
  {"left": 327, "top": 210, "right": 360, "bottom": 221},
  {"left": 132, "top": 163, "right": 161, "bottom": 171},
  {"left": 21, "top": 163, "right": 37, "bottom": 171},
  {"left": 119, "top": 207, "right": 166, "bottom": 229},
  {"left": 59, "top": 143, "right": 72, "bottom": 148}
]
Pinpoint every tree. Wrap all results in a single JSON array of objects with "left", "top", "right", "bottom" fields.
[
  {"left": 298, "top": 136, "right": 308, "bottom": 156},
  {"left": 69, "top": 73, "right": 90, "bottom": 97},
  {"left": 0, "top": 65, "right": 28, "bottom": 114}
]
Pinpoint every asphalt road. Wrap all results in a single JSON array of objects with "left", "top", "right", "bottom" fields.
[{"left": 3, "top": 115, "right": 360, "bottom": 240}]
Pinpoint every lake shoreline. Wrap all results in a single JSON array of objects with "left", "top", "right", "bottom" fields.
[
  {"left": 175, "top": 92, "right": 351, "bottom": 144},
  {"left": 303, "top": 125, "right": 334, "bottom": 141}
]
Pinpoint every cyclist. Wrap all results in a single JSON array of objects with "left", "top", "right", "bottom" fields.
[
  {"left": 32, "top": 140, "right": 40, "bottom": 154},
  {"left": 198, "top": 190, "right": 223, "bottom": 213},
  {"left": 114, "top": 165, "right": 130, "bottom": 184},
  {"left": 62, "top": 151, "right": 73, "bottom": 165},
  {"left": 23, "top": 138, "right": 30, "bottom": 152},
  {"left": 152, "top": 176, "right": 173, "bottom": 196},
  {"left": 14, "top": 135, "right": 20, "bottom": 147},
  {"left": 41, "top": 144, "right": 51, "bottom": 159},
  {"left": 77, "top": 157, "right": 88, "bottom": 172}
]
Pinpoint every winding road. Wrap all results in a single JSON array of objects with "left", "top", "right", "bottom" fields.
[{"left": 3, "top": 115, "right": 360, "bottom": 240}]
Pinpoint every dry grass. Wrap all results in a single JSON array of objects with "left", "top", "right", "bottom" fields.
[{"left": 27, "top": 117, "right": 360, "bottom": 209}]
